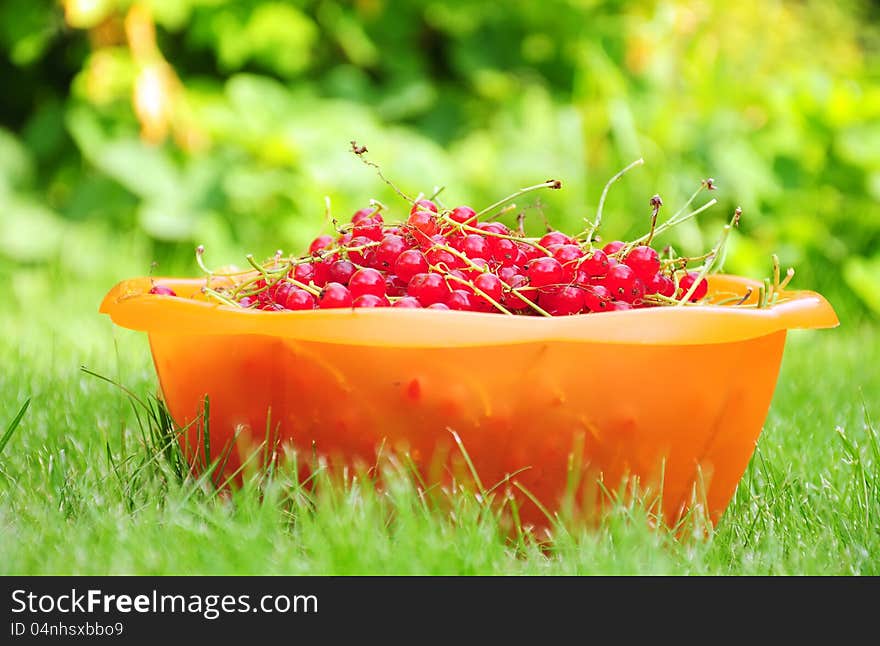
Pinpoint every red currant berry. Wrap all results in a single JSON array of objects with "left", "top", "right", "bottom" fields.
[
  {"left": 283, "top": 288, "right": 316, "bottom": 310},
  {"left": 582, "top": 285, "right": 612, "bottom": 312},
  {"left": 425, "top": 245, "right": 462, "bottom": 270},
  {"left": 602, "top": 240, "right": 626, "bottom": 255},
  {"left": 308, "top": 234, "right": 334, "bottom": 254},
  {"left": 476, "top": 221, "right": 509, "bottom": 236},
  {"left": 348, "top": 268, "right": 386, "bottom": 298},
  {"left": 624, "top": 245, "right": 661, "bottom": 281},
  {"left": 238, "top": 296, "right": 255, "bottom": 308},
  {"left": 472, "top": 272, "right": 503, "bottom": 308},
  {"left": 427, "top": 302, "right": 450, "bottom": 310},
  {"left": 318, "top": 282, "right": 353, "bottom": 309},
  {"left": 501, "top": 274, "right": 536, "bottom": 310},
  {"left": 346, "top": 235, "right": 374, "bottom": 265},
  {"left": 605, "top": 264, "right": 644, "bottom": 303},
  {"left": 407, "top": 272, "right": 449, "bottom": 306},
  {"left": 385, "top": 275, "right": 407, "bottom": 297},
  {"left": 292, "top": 262, "right": 315, "bottom": 284},
  {"left": 461, "top": 234, "right": 490, "bottom": 260},
  {"left": 449, "top": 205, "right": 476, "bottom": 225},
  {"left": 149, "top": 285, "right": 176, "bottom": 296},
  {"left": 526, "top": 257, "right": 564, "bottom": 289},
  {"left": 352, "top": 294, "right": 389, "bottom": 308},
  {"left": 392, "top": 296, "right": 423, "bottom": 308},
  {"left": 410, "top": 199, "right": 438, "bottom": 216},
  {"left": 646, "top": 273, "right": 675, "bottom": 297},
  {"left": 539, "top": 231, "right": 574, "bottom": 247},
  {"left": 373, "top": 234, "right": 407, "bottom": 270},
  {"left": 445, "top": 289, "right": 475, "bottom": 311},
  {"left": 353, "top": 215, "right": 384, "bottom": 241},
  {"left": 490, "top": 237, "right": 519, "bottom": 266},
  {"left": 607, "top": 300, "right": 632, "bottom": 311},
  {"left": 580, "top": 249, "right": 610, "bottom": 277},
  {"left": 327, "top": 260, "right": 356, "bottom": 285},
  {"left": 678, "top": 272, "right": 708, "bottom": 301},
  {"left": 539, "top": 285, "right": 585, "bottom": 316},
  {"left": 394, "top": 250, "right": 429, "bottom": 282},
  {"left": 351, "top": 207, "right": 377, "bottom": 224},
  {"left": 552, "top": 244, "right": 584, "bottom": 266}
]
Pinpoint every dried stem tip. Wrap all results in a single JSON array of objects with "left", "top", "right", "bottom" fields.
[
  {"left": 733, "top": 206, "right": 742, "bottom": 227},
  {"left": 350, "top": 141, "right": 368, "bottom": 155},
  {"left": 547, "top": 179, "right": 562, "bottom": 189},
  {"left": 705, "top": 178, "right": 717, "bottom": 190},
  {"left": 650, "top": 194, "right": 663, "bottom": 208}
]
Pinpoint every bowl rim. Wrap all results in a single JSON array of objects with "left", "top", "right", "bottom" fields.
[{"left": 100, "top": 274, "right": 839, "bottom": 347}]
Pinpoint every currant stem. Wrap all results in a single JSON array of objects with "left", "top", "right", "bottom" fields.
[
  {"left": 201, "top": 286, "right": 240, "bottom": 308},
  {"left": 444, "top": 273, "right": 514, "bottom": 316},
  {"left": 473, "top": 179, "right": 562, "bottom": 221},
  {"left": 586, "top": 158, "right": 644, "bottom": 243},
  {"left": 437, "top": 214, "right": 552, "bottom": 255},
  {"left": 630, "top": 198, "right": 718, "bottom": 248},
  {"left": 350, "top": 141, "right": 413, "bottom": 203},
  {"left": 675, "top": 207, "right": 739, "bottom": 306}
]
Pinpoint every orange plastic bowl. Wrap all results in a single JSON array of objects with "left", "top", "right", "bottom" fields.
[{"left": 100, "top": 275, "right": 837, "bottom": 528}]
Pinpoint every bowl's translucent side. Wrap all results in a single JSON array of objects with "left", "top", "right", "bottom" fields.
[{"left": 148, "top": 329, "right": 787, "bottom": 528}]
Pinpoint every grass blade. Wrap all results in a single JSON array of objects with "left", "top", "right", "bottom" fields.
[{"left": 0, "top": 398, "right": 30, "bottom": 457}]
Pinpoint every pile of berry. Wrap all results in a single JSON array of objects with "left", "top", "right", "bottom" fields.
[{"left": 177, "top": 192, "right": 721, "bottom": 317}]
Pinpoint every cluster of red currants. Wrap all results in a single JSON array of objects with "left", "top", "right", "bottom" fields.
[{"left": 217, "top": 199, "right": 709, "bottom": 316}]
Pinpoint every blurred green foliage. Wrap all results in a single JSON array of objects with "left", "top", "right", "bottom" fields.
[{"left": 1, "top": 0, "right": 879, "bottom": 321}]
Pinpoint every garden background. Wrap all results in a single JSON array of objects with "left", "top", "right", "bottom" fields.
[{"left": 1, "top": 0, "right": 878, "bottom": 574}]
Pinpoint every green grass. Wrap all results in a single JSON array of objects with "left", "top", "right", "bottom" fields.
[{"left": 0, "top": 271, "right": 878, "bottom": 575}]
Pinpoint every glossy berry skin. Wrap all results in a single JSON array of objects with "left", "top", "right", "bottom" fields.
[
  {"left": 476, "top": 221, "right": 509, "bottom": 236},
  {"left": 463, "top": 257, "right": 490, "bottom": 279},
  {"left": 407, "top": 272, "right": 449, "bottom": 306},
  {"left": 407, "top": 200, "right": 439, "bottom": 238},
  {"left": 461, "top": 234, "right": 490, "bottom": 260},
  {"left": 539, "top": 231, "right": 574, "bottom": 247},
  {"left": 308, "top": 234, "right": 334, "bottom": 254},
  {"left": 348, "top": 268, "right": 386, "bottom": 298},
  {"left": 392, "top": 296, "right": 423, "bottom": 308},
  {"left": 582, "top": 285, "right": 612, "bottom": 312},
  {"left": 607, "top": 300, "right": 632, "bottom": 311},
  {"left": 351, "top": 208, "right": 377, "bottom": 224},
  {"left": 318, "top": 283, "right": 354, "bottom": 310},
  {"left": 445, "top": 289, "right": 475, "bottom": 311},
  {"left": 678, "top": 272, "right": 708, "bottom": 301},
  {"left": 625, "top": 246, "right": 661, "bottom": 281},
  {"left": 602, "top": 241, "right": 626, "bottom": 255},
  {"left": 394, "top": 250, "right": 429, "bottom": 282},
  {"left": 426, "top": 302, "right": 450, "bottom": 310},
  {"left": 327, "top": 260, "right": 356, "bottom": 285},
  {"left": 646, "top": 273, "right": 675, "bottom": 297},
  {"left": 373, "top": 234, "right": 408, "bottom": 270},
  {"left": 352, "top": 294, "right": 389, "bottom": 308},
  {"left": 449, "top": 205, "right": 476, "bottom": 225},
  {"left": 283, "top": 288, "right": 316, "bottom": 310},
  {"left": 238, "top": 296, "right": 255, "bottom": 308},
  {"left": 552, "top": 244, "right": 584, "bottom": 266},
  {"left": 501, "top": 274, "right": 535, "bottom": 310},
  {"left": 410, "top": 199, "right": 438, "bottom": 216},
  {"left": 346, "top": 235, "right": 374, "bottom": 266},
  {"left": 353, "top": 216, "right": 384, "bottom": 241},
  {"left": 472, "top": 272, "right": 503, "bottom": 309},
  {"left": 539, "top": 286, "right": 585, "bottom": 316},
  {"left": 578, "top": 249, "right": 609, "bottom": 277},
  {"left": 490, "top": 237, "right": 519, "bottom": 266},
  {"left": 385, "top": 275, "right": 408, "bottom": 297},
  {"left": 149, "top": 285, "right": 176, "bottom": 296},
  {"left": 604, "top": 264, "right": 645, "bottom": 303},
  {"left": 425, "top": 245, "right": 462, "bottom": 270},
  {"left": 526, "top": 257, "right": 564, "bottom": 289},
  {"left": 318, "top": 282, "right": 353, "bottom": 309},
  {"left": 292, "top": 262, "right": 315, "bottom": 284}
]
